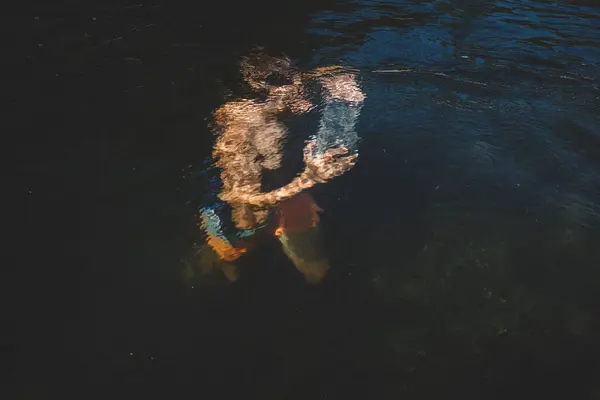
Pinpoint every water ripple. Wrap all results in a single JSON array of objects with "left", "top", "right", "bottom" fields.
[{"left": 307, "top": 0, "right": 600, "bottom": 226}]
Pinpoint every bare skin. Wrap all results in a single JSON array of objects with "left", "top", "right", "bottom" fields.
[{"left": 211, "top": 62, "right": 364, "bottom": 230}]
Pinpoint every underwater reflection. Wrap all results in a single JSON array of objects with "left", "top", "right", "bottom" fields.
[{"left": 184, "top": 51, "right": 365, "bottom": 284}]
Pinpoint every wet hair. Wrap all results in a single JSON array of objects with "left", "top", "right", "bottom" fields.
[
  {"left": 265, "top": 71, "right": 295, "bottom": 87},
  {"left": 239, "top": 51, "right": 299, "bottom": 90}
]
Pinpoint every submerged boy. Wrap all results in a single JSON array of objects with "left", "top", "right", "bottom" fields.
[{"left": 186, "top": 52, "right": 365, "bottom": 284}]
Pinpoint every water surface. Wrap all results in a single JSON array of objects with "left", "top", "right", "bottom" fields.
[{"left": 18, "top": 0, "right": 600, "bottom": 398}]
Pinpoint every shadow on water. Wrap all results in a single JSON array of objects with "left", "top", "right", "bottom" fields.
[{"left": 17, "top": 0, "right": 600, "bottom": 398}]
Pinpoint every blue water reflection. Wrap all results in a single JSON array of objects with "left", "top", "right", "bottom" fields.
[{"left": 293, "top": 0, "right": 600, "bottom": 390}]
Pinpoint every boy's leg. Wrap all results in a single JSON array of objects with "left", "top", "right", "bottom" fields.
[
  {"left": 192, "top": 207, "right": 257, "bottom": 282},
  {"left": 278, "top": 229, "right": 330, "bottom": 284}
]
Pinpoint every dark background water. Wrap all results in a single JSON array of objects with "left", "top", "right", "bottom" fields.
[{"left": 15, "top": 0, "right": 600, "bottom": 398}]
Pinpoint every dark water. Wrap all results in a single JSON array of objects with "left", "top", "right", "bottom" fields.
[{"left": 17, "top": 0, "right": 600, "bottom": 398}]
